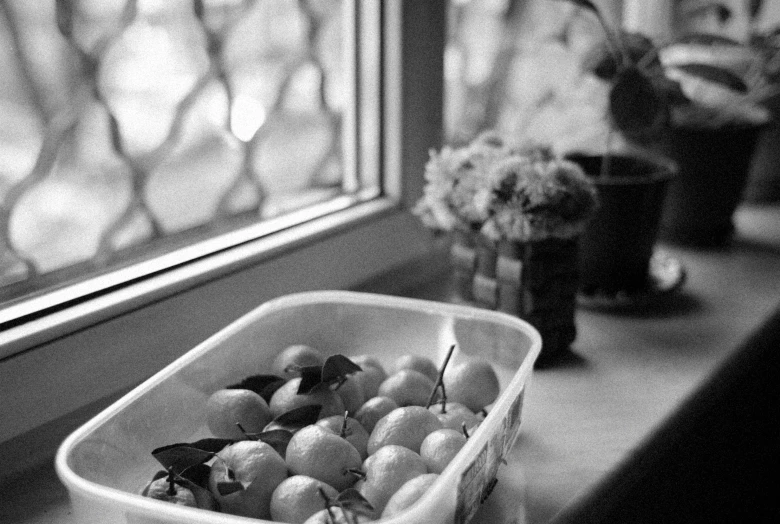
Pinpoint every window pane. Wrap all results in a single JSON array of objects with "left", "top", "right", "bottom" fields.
[{"left": 0, "top": 0, "right": 374, "bottom": 314}]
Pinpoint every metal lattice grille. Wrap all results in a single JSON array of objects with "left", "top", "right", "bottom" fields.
[{"left": 0, "top": 0, "right": 351, "bottom": 304}]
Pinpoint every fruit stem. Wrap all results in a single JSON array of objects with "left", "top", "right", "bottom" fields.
[
  {"left": 166, "top": 467, "right": 176, "bottom": 497},
  {"left": 462, "top": 422, "right": 470, "bottom": 439},
  {"left": 426, "top": 344, "right": 456, "bottom": 409},
  {"left": 345, "top": 468, "right": 366, "bottom": 480},
  {"left": 340, "top": 411, "right": 349, "bottom": 438}
]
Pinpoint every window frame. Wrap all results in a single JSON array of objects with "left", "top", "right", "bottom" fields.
[{"left": 0, "top": 0, "right": 446, "bottom": 447}]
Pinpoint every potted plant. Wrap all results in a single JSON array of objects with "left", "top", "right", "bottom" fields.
[
  {"left": 413, "top": 132, "right": 599, "bottom": 367},
  {"left": 654, "top": 25, "right": 775, "bottom": 246},
  {"left": 558, "top": 0, "right": 775, "bottom": 305},
  {"left": 582, "top": 0, "right": 776, "bottom": 246},
  {"left": 548, "top": 0, "right": 684, "bottom": 305}
]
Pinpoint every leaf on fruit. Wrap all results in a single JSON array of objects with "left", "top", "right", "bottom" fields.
[
  {"left": 321, "top": 355, "right": 362, "bottom": 384},
  {"left": 247, "top": 429, "right": 293, "bottom": 457},
  {"left": 297, "top": 355, "right": 362, "bottom": 394},
  {"left": 216, "top": 480, "right": 244, "bottom": 496},
  {"left": 227, "top": 374, "right": 286, "bottom": 403},
  {"left": 674, "top": 63, "right": 748, "bottom": 93},
  {"left": 336, "top": 488, "right": 375, "bottom": 517},
  {"left": 266, "top": 404, "right": 323, "bottom": 434},
  {"left": 297, "top": 365, "right": 325, "bottom": 394},
  {"left": 152, "top": 438, "right": 234, "bottom": 473},
  {"left": 176, "top": 463, "right": 211, "bottom": 488}
]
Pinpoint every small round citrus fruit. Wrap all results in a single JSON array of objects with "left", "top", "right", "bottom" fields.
[
  {"left": 270, "top": 475, "right": 339, "bottom": 524},
  {"left": 443, "top": 360, "right": 500, "bottom": 413},
  {"left": 271, "top": 344, "right": 325, "bottom": 380},
  {"left": 208, "top": 440, "right": 287, "bottom": 519},
  {"left": 420, "top": 428, "right": 468, "bottom": 473},
  {"left": 354, "top": 396, "right": 398, "bottom": 434},
  {"left": 351, "top": 365, "right": 387, "bottom": 400},
  {"left": 206, "top": 388, "right": 273, "bottom": 440},
  {"left": 381, "top": 472, "right": 440, "bottom": 518},
  {"left": 355, "top": 444, "right": 427, "bottom": 515},
  {"left": 428, "top": 401, "right": 481, "bottom": 431},
  {"left": 285, "top": 424, "right": 363, "bottom": 491},
  {"left": 269, "top": 377, "right": 345, "bottom": 419},
  {"left": 144, "top": 477, "right": 197, "bottom": 507},
  {"left": 393, "top": 354, "right": 439, "bottom": 382},
  {"left": 377, "top": 369, "right": 437, "bottom": 407},
  {"left": 367, "top": 405, "right": 443, "bottom": 455},
  {"left": 316, "top": 414, "right": 370, "bottom": 460}
]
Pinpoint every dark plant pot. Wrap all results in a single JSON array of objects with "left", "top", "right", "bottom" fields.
[
  {"left": 745, "top": 96, "right": 780, "bottom": 204},
  {"left": 653, "top": 125, "right": 764, "bottom": 247},
  {"left": 566, "top": 153, "right": 677, "bottom": 296},
  {"left": 449, "top": 231, "right": 579, "bottom": 368}
]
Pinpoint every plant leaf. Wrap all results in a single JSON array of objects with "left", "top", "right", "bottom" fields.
[
  {"left": 174, "top": 475, "right": 219, "bottom": 511},
  {"left": 321, "top": 355, "right": 362, "bottom": 386},
  {"left": 675, "top": 32, "right": 742, "bottom": 47},
  {"left": 55, "top": 0, "right": 74, "bottom": 38},
  {"left": 674, "top": 63, "right": 748, "bottom": 93},
  {"left": 152, "top": 438, "right": 234, "bottom": 473},
  {"left": 336, "top": 488, "right": 375, "bottom": 517},
  {"left": 247, "top": 429, "right": 294, "bottom": 457},
  {"left": 227, "top": 374, "right": 286, "bottom": 403},
  {"left": 609, "top": 67, "right": 666, "bottom": 134},
  {"left": 176, "top": 463, "right": 211, "bottom": 488},
  {"left": 266, "top": 404, "right": 323, "bottom": 432},
  {"left": 297, "top": 365, "right": 324, "bottom": 394},
  {"left": 193, "top": 0, "right": 205, "bottom": 21},
  {"left": 216, "top": 480, "right": 244, "bottom": 496}
]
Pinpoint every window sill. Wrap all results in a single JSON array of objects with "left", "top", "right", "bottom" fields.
[{"left": 3, "top": 204, "right": 778, "bottom": 524}]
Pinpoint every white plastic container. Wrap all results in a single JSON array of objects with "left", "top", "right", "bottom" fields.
[{"left": 56, "top": 291, "right": 541, "bottom": 524}]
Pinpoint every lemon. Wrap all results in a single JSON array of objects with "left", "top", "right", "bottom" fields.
[
  {"left": 316, "top": 414, "right": 370, "bottom": 460},
  {"left": 355, "top": 444, "right": 427, "bottom": 515},
  {"left": 270, "top": 475, "right": 339, "bottom": 524},
  {"left": 393, "top": 354, "right": 439, "bottom": 383},
  {"left": 419, "top": 428, "right": 468, "bottom": 473},
  {"left": 443, "top": 360, "right": 500, "bottom": 412},
  {"left": 428, "top": 401, "right": 481, "bottom": 432},
  {"left": 272, "top": 344, "right": 325, "bottom": 380},
  {"left": 269, "top": 377, "right": 346, "bottom": 419},
  {"left": 377, "top": 369, "right": 437, "bottom": 407},
  {"left": 381, "top": 472, "right": 440, "bottom": 518},
  {"left": 366, "top": 405, "right": 443, "bottom": 455},
  {"left": 354, "top": 396, "right": 398, "bottom": 434},
  {"left": 285, "top": 424, "right": 363, "bottom": 491},
  {"left": 208, "top": 440, "right": 287, "bottom": 519},
  {"left": 206, "top": 388, "right": 273, "bottom": 439}
]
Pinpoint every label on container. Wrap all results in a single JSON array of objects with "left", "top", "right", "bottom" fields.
[{"left": 454, "top": 388, "right": 526, "bottom": 524}]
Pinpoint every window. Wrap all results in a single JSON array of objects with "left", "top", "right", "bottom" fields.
[
  {"left": 0, "top": 1, "right": 446, "bottom": 445},
  {"left": 1, "top": 0, "right": 376, "bottom": 321}
]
